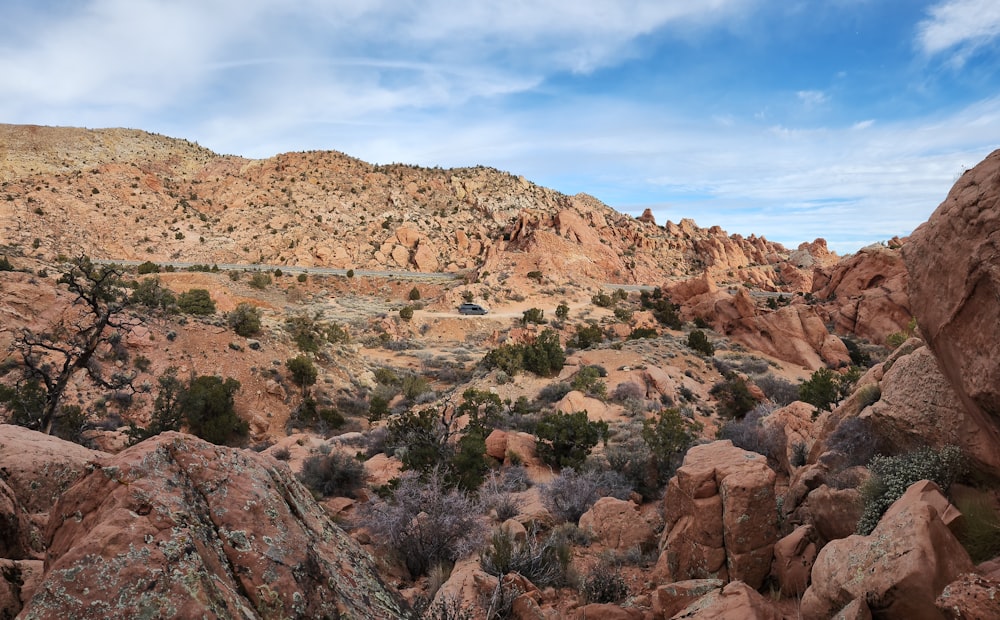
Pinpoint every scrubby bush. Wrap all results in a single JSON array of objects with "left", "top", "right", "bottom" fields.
[
  {"left": 482, "top": 329, "right": 565, "bottom": 377},
  {"left": 555, "top": 303, "right": 570, "bottom": 321},
  {"left": 640, "top": 288, "right": 682, "bottom": 329},
  {"left": 710, "top": 374, "right": 759, "bottom": 419},
  {"left": 582, "top": 561, "right": 629, "bottom": 604},
  {"left": 537, "top": 381, "right": 572, "bottom": 403},
  {"left": 227, "top": 302, "right": 262, "bottom": 337},
  {"left": 399, "top": 305, "right": 414, "bottom": 321},
  {"left": 521, "top": 307, "right": 545, "bottom": 325},
  {"left": 298, "top": 450, "right": 365, "bottom": 498},
  {"left": 717, "top": 405, "right": 784, "bottom": 462},
  {"left": 285, "top": 355, "right": 318, "bottom": 394},
  {"left": 480, "top": 526, "right": 567, "bottom": 587},
  {"left": 176, "top": 288, "right": 215, "bottom": 315},
  {"left": 542, "top": 468, "right": 632, "bottom": 523},
  {"left": 857, "top": 445, "right": 966, "bottom": 535},
  {"left": 249, "top": 271, "right": 272, "bottom": 290},
  {"left": 628, "top": 327, "right": 658, "bottom": 340},
  {"left": 535, "top": 411, "right": 608, "bottom": 469},
  {"left": 642, "top": 407, "right": 702, "bottom": 481},
  {"left": 686, "top": 329, "right": 714, "bottom": 356},
  {"left": 753, "top": 374, "right": 799, "bottom": 406},
  {"left": 611, "top": 381, "right": 646, "bottom": 403},
  {"left": 130, "top": 276, "right": 176, "bottom": 311},
  {"left": 136, "top": 260, "right": 160, "bottom": 274},
  {"left": 571, "top": 366, "right": 607, "bottom": 399},
  {"left": 361, "top": 470, "right": 486, "bottom": 577},
  {"left": 181, "top": 375, "right": 246, "bottom": 445},
  {"left": 591, "top": 292, "right": 614, "bottom": 308},
  {"left": 408, "top": 286, "right": 421, "bottom": 301},
  {"left": 613, "top": 306, "right": 633, "bottom": 322},
  {"left": 956, "top": 492, "right": 1000, "bottom": 563},
  {"left": 569, "top": 323, "right": 603, "bottom": 349}
]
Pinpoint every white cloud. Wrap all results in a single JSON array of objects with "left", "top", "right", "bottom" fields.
[
  {"left": 797, "top": 90, "right": 829, "bottom": 106},
  {"left": 917, "top": 0, "right": 1000, "bottom": 62}
]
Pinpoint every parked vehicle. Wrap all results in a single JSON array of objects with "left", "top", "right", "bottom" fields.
[{"left": 458, "top": 303, "right": 488, "bottom": 315}]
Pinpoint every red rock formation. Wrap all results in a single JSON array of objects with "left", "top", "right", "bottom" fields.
[
  {"left": 812, "top": 244, "right": 911, "bottom": 344},
  {"left": 670, "top": 581, "right": 781, "bottom": 619},
  {"left": 936, "top": 573, "right": 1000, "bottom": 619},
  {"left": 20, "top": 432, "right": 405, "bottom": 619},
  {"left": 578, "top": 497, "right": 658, "bottom": 552},
  {"left": 655, "top": 441, "right": 778, "bottom": 589},
  {"left": 904, "top": 149, "right": 1000, "bottom": 468},
  {"left": 801, "top": 480, "right": 974, "bottom": 619}
]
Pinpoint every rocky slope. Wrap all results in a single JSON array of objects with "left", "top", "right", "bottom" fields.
[{"left": 1, "top": 124, "right": 809, "bottom": 288}]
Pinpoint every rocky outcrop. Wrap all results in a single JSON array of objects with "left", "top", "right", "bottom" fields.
[
  {"left": 769, "top": 525, "right": 818, "bottom": 597},
  {"left": 0, "top": 479, "right": 32, "bottom": 560},
  {"left": 20, "top": 432, "right": 405, "bottom": 619},
  {"left": 0, "top": 424, "right": 107, "bottom": 514},
  {"left": 863, "top": 343, "right": 1000, "bottom": 478},
  {"left": 578, "top": 497, "right": 658, "bottom": 552},
  {"left": 801, "top": 480, "right": 974, "bottom": 619},
  {"left": 655, "top": 441, "right": 778, "bottom": 589},
  {"left": 903, "top": 149, "right": 1000, "bottom": 471},
  {"left": 936, "top": 573, "right": 1000, "bottom": 619},
  {"left": 670, "top": 581, "right": 780, "bottom": 619},
  {"left": 812, "top": 244, "right": 911, "bottom": 344}
]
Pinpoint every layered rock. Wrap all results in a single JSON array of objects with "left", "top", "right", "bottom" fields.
[
  {"left": 904, "top": 149, "right": 1000, "bottom": 470},
  {"left": 655, "top": 441, "right": 778, "bottom": 589},
  {"left": 812, "top": 244, "right": 911, "bottom": 344},
  {"left": 801, "top": 480, "right": 974, "bottom": 619},
  {"left": 20, "top": 432, "right": 405, "bottom": 619}
]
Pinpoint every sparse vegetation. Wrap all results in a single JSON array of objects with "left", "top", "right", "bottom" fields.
[
  {"left": 298, "top": 449, "right": 365, "bottom": 498},
  {"left": 535, "top": 410, "right": 608, "bottom": 469},
  {"left": 227, "top": 302, "right": 262, "bottom": 337},
  {"left": 176, "top": 288, "right": 216, "bottom": 315},
  {"left": 686, "top": 329, "right": 714, "bottom": 356}
]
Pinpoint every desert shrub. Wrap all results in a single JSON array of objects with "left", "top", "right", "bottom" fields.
[
  {"left": 249, "top": 271, "right": 272, "bottom": 289},
  {"left": 521, "top": 307, "right": 546, "bottom": 325},
  {"left": 686, "top": 330, "right": 714, "bottom": 356},
  {"left": 956, "top": 492, "right": 1000, "bottom": 563},
  {"left": 716, "top": 406, "right": 784, "bottom": 462},
  {"left": 611, "top": 381, "right": 645, "bottom": 403},
  {"left": 297, "top": 273, "right": 307, "bottom": 283},
  {"left": 387, "top": 405, "right": 489, "bottom": 491},
  {"left": 855, "top": 384, "right": 882, "bottom": 409},
  {"left": 857, "top": 445, "right": 966, "bottom": 535},
  {"left": 628, "top": 327, "right": 658, "bottom": 340},
  {"left": 408, "top": 286, "right": 421, "bottom": 301},
  {"left": 791, "top": 441, "right": 808, "bottom": 468},
  {"left": 613, "top": 306, "right": 633, "bottom": 322},
  {"left": 399, "top": 305, "right": 414, "bottom": 321},
  {"left": 582, "top": 561, "right": 628, "bottom": 604},
  {"left": 482, "top": 343, "right": 524, "bottom": 375},
  {"left": 298, "top": 450, "right": 365, "bottom": 498},
  {"left": 605, "top": 425, "right": 658, "bottom": 498},
  {"left": 569, "top": 323, "right": 603, "bottom": 349},
  {"left": 0, "top": 256, "right": 12, "bottom": 271},
  {"left": 542, "top": 467, "right": 632, "bottom": 524},
  {"left": 642, "top": 407, "right": 702, "bottom": 481},
  {"left": 176, "top": 288, "right": 216, "bottom": 315},
  {"left": 480, "top": 526, "right": 566, "bottom": 587},
  {"left": 753, "top": 374, "right": 800, "bottom": 406},
  {"left": 571, "top": 366, "right": 607, "bottom": 399},
  {"left": 535, "top": 411, "right": 608, "bottom": 470},
  {"left": 841, "top": 337, "right": 872, "bottom": 367},
  {"left": 710, "top": 374, "right": 759, "bottom": 419},
  {"left": 136, "top": 260, "right": 160, "bottom": 274},
  {"left": 800, "top": 367, "right": 862, "bottom": 413},
  {"left": 826, "top": 416, "right": 887, "bottom": 469},
  {"left": 181, "top": 375, "right": 246, "bottom": 445},
  {"left": 361, "top": 470, "right": 486, "bottom": 577},
  {"left": 484, "top": 330, "right": 565, "bottom": 377},
  {"left": 285, "top": 313, "right": 325, "bottom": 352},
  {"left": 285, "top": 355, "right": 318, "bottom": 394},
  {"left": 273, "top": 446, "right": 291, "bottom": 460},
  {"left": 555, "top": 303, "right": 570, "bottom": 320},
  {"left": 591, "top": 292, "right": 614, "bottom": 308},
  {"left": 287, "top": 397, "right": 344, "bottom": 434},
  {"left": 130, "top": 276, "right": 176, "bottom": 311},
  {"left": 500, "top": 465, "right": 531, "bottom": 492},
  {"left": 227, "top": 302, "right": 262, "bottom": 337},
  {"left": 401, "top": 373, "right": 431, "bottom": 401},
  {"left": 640, "top": 288, "right": 682, "bottom": 330}
]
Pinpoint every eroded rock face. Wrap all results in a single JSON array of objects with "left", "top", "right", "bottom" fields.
[
  {"left": 800, "top": 480, "right": 974, "bottom": 619},
  {"left": 656, "top": 441, "right": 778, "bottom": 589},
  {"left": 671, "top": 580, "right": 781, "bottom": 619},
  {"left": 0, "top": 424, "right": 108, "bottom": 514},
  {"left": 20, "top": 432, "right": 405, "bottom": 619},
  {"left": 578, "top": 497, "right": 658, "bottom": 552},
  {"left": 903, "top": 149, "right": 1000, "bottom": 465}
]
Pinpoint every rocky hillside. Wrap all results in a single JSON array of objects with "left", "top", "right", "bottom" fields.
[{"left": 1, "top": 124, "right": 817, "bottom": 288}]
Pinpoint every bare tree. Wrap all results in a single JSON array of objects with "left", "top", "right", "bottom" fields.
[{"left": 3, "top": 257, "right": 136, "bottom": 435}]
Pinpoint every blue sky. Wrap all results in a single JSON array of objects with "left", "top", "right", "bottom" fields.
[{"left": 2, "top": 1, "right": 999, "bottom": 253}]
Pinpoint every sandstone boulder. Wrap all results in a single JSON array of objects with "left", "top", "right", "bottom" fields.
[
  {"left": 651, "top": 579, "right": 723, "bottom": 619},
  {"left": 769, "top": 525, "right": 818, "bottom": 597},
  {"left": 656, "top": 441, "right": 778, "bottom": 589},
  {"left": 671, "top": 580, "right": 780, "bottom": 619},
  {"left": 903, "top": 150, "right": 1000, "bottom": 470},
  {"left": 485, "top": 429, "right": 509, "bottom": 461},
  {"left": 572, "top": 603, "right": 642, "bottom": 619},
  {"left": 20, "top": 432, "right": 405, "bottom": 619},
  {"left": 578, "top": 497, "right": 658, "bottom": 552},
  {"left": 935, "top": 573, "right": 1000, "bottom": 620},
  {"left": 801, "top": 480, "right": 975, "bottom": 619},
  {"left": 864, "top": 344, "right": 1000, "bottom": 477},
  {"left": 0, "top": 424, "right": 108, "bottom": 514},
  {"left": 0, "top": 558, "right": 43, "bottom": 619}
]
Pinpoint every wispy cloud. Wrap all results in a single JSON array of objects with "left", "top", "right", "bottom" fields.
[
  {"left": 797, "top": 90, "right": 829, "bottom": 107},
  {"left": 917, "top": 0, "right": 1000, "bottom": 63}
]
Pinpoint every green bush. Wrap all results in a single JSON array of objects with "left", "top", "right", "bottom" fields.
[
  {"left": 535, "top": 411, "right": 608, "bottom": 469},
  {"left": 569, "top": 323, "right": 603, "bottom": 349},
  {"left": 136, "top": 260, "right": 160, "bottom": 274},
  {"left": 176, "top": 288, "right": 216, "bottom": 315},
  {"left": 227, "top": 302, "right": 262, "bottom": 337},
  {"left": 408, "top": 286, "right": 421, "bottom": 301},
  {"left": 249, "top": 271, "right": 272, "bottom": 290},
  {"left": 555, "top": 303, "right": 570, "bottom": 320},
  {"left": 297, "top": 273, "right": 307, "bottom": 283},
  {"left": 799, "top": 367, "right": 861, "bottom": 413},
  {"left": 0, "top": 256, "right": 12, "bottom": 271},
  {"left": 130, "top": 277, "right": 176, "bottom": 311},
  {"left": 182, "top": 375, "right": 246, "bottom": 445},
  {"left": 571, "top": 366, "right": 607, "bottom": 399},
  {"left": 591, "top": 292, "right": 614, "bottom": 308},
  {"left": 285, "top": 355, "right": 318, "bottom": 394},
  {"left": 857, "top": 445, "right": 966, "bottom": 535},
  {"left": 686, "top": 330, "right": 714, "bottom": 356},
  {"left": 521, "top": 307, "right": 546, "bottom": 325},
  {"left": 482, "top": 329, "right": 564, "bottom": 377},
  {"left": 298, "top": 450, "right": 365, "bottom": 498},
  {"left": 640, "top": 288, "right": 682, "bottom": 329},
  {"left": 710, "top": 375, "right": 759, "bottom": 419},
  {"left": 642, "top": 408, "right": 702, "bottom": 481},
  {"left": 399, "top": 305, "right": 414, "bottom": 321},
  {"left": 628, "top": 327, "right": 658, "bottom": 340},
  {"left": 613, "top": 306, "right": 633, "bottom": 322}
]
